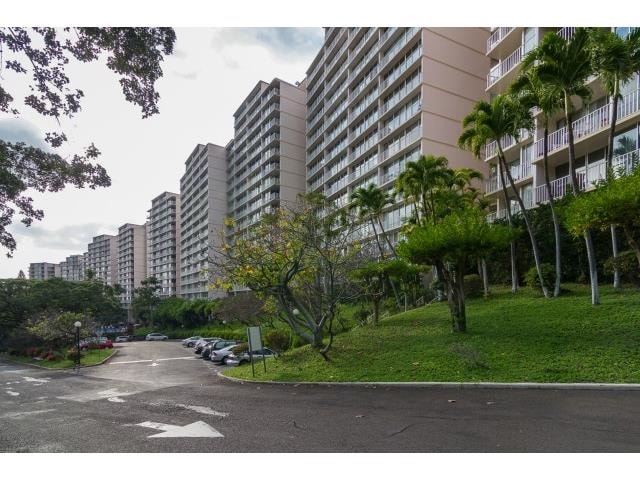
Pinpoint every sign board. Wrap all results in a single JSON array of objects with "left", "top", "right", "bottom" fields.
[{"left": 247, "top": 326, "right": 263, "bottom": 351}]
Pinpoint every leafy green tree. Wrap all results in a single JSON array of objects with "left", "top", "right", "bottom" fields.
[
  {"left": 563, "top": 167, "right": 640, "bottom": 269},
  {"left": 0, "top": 27, "right": 176, "bottom": 256},
  {"left": 212, "top": 194, "right": 364, "bottom": 358},
  {"left": 131, "top": 277, "right": 161, "bottom": 325},
  {"left": 588, "top": 27, "right": 640, "bottom": 288},
  {"left": 27, "top": 312, "right": 92, "bottom": 349},
  {"left": 399, "top": 209, "right": 514, "bottom": 332},
  {"left": 511, "top": 67, "right": 565, "bottom": 296},
  {"left": 350, "top": 183, "right": 396, "bottom": 257},
  {"left": 521, "top": 27, "right": 601, "bottom": 305},
  {"left": 458, "top": 94, "right": 549, "bottom": 297}
]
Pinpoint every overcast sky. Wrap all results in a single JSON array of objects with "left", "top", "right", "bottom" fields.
[{"left": 0, "top": 27, "right": 324, "bottom": 278}]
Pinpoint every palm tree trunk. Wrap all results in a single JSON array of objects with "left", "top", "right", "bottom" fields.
[
  {"left": 377, "top": 219, "right": 397, "bottom": 258},
  {"left": 369, "top": 217, "right": 384, "bottom": 258},
  {"left": 497, "top": 145, "right": 549, "bottom": 298},
  {"left": 498, "top": 160, "right": 518, "bottom": 293},
  {"left": 607, "top": 92, "right": 621, "bottom": 288},
  {"left": 479, "top": 258, "right": 489, "bottom": 297},
  {"left": 565, "top": 92, "right": 600, "bottom": 305},
  {"left": 542, "top": 124, "right": 562, "bottom": 297}
]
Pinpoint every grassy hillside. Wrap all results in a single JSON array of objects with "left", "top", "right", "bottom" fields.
[{"left": 225, "top": 285, "right": 640, "bottom": 383}]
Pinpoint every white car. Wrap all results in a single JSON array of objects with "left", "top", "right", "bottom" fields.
[
  {"left": 226, "top": 348, "right": 278, "bottom": 366},
  {"left": 182, "top": 336, "right": 202, "bottom": 347},
  {"left": 145, "top": 333, "right": 168, "bottom": 341},
  {"left": 115, "top": 336, "right": 130, "bottom": 343},
  {"left": 209, "top": 344, "right": 239, "bottom": 364}
]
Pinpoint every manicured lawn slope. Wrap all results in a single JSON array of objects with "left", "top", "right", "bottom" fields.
[{"left": 226, "top": 285, "right": 640, "bottom": 383}]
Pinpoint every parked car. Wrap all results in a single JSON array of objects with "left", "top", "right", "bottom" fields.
[
  {"left": 97, "top": 337, "right": 113, "bottom": 349},
  {"left": 145, "top": 333, "right": 168, "bottom": 341},
  {"left": 182, "top": 336, "right": 202, "bottom": 348},
  {"left": 225, "top": 348, "right": 278, "bottom": 366},
  {"left": 202, "top": 340, "right": 236, "bottom": 360},
  {"left": 209, "top": 344, "right": 241, "bottom": 364},
  {"left": 194, "top": 337, "right": 220, "bottom": 354},
  {"left": 115, "top": 335, "right": 130, "bottom": 343}
]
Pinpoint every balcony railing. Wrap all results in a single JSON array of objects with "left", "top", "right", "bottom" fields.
[
  {"left": 557, "top": 27, "right": 576, "bottom": 41},
  {"left": 486, "top": 45, "right": 523, "bottom": 88},
  {"left": 486, "top": 27, "right": 515, "bottom": 53},
  {"left": 534, "top": 88, "right": 640, "bottom": 159},
  {"left": 484, "top": 129, "right": 530, "bottom": 159},
  {"left": 484, "top": 160, "right": 532, "bottom": 194}
]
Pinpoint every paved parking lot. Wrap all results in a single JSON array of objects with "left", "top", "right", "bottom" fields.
[{"left": 1, "top": 340, "right": 640, "bottom": 452}]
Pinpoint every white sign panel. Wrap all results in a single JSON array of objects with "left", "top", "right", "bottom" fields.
[{"left": 247, "top": 326, "right": 262, "bottom": 351}]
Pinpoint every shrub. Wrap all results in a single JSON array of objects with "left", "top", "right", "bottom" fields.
[
  {"left": 524, "top": 263, "right": 555, "bottom": 290},
  {"left": 604, "top": 251, "right": 640, "bottom": 286},
  {"left": 291, "top": 335, "right": 309, "bottom": 348},
  {"left": 230, "top": 343, "right": 248, "bottom": 355},
  {"left": 463, "top": 274, "right": 484, "bottom": 298},
  {"left": 65, "top": 348, "right": 81, "bottom": 361},
  {"left": 354, "top": 307, "right": 371, "bottom": 327},
  {"left": 265, "top": 330, "right": 290, "bottom": 352}
]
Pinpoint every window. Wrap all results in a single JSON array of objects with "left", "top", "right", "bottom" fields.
[{"left": 523, "top": 28, "right": 536, "bottom": 55}]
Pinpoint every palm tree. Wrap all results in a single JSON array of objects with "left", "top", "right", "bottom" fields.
[
  {"left": 459, "top": 94, "right": 550, "bottom": 298},
  {"left": 588, "top": 27, "right": 640, "bottom": 288},
  {"left": 511, "top": 67, "right": 564, "bottom": 297},
  {"left": 350, "top": 183, "right": 396, "bottom": 257},
  {"left": 521, "top": 28, "right": 600, "bottom": 304}
]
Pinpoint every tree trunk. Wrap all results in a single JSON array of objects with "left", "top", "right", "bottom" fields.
[
  {"left": 372, "top": 296, "right": 380, "bottom": 326},
  {"left": 449, "top": 263, "right": 466, "bottom": 332},
  {"left": 481, "top": 259, "right": 489, "bottom": 298},
  {"left": 608, "top": 92, "right": 621, "bottom": 288},
  {"left": 564, "top": 93, "right": 580, "bottom": 193},
  {"left": 498, "top": 156, "right": 518, "bottom": 293},
  {"left": 377, "top": 219, "right": 397, "bottom": 258},
  {"left": 497, "top": 145, "right": 549, "bottom": 298},
  {"left": 542, "top": 123, "right": 562, "bottom": 297},
  {"left": 584, "top": 229, "right": 600, "bottom": 305},
  {"left": 369, "top": 217, "right": 384, "bottom": 258},
  {"left": 622, "top": 224, "right": 640, "bottom": 268}
]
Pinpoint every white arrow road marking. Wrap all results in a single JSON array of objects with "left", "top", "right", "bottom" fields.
[
  {"left": 22, "top": 376, "right": 50, "bottom": 383},
  {"left": 155, "top": 356, "right": 195, "bottom": 361},
  {"left": 175, "top": 404, "right": 229, "bottom": 417},
  {"left": 107, "top": 397, "right": 126, "bottom": 403},
  {"left": 58, "top": 388, "right": 139, "bottom": 403},
  {"left": 1, "top": 409, "right": 55, "bottom": 419},
  {"left": 136, "top": 421, "right": 224, "bottom": 438},
  {"left": 149, "top": 362, "right": 159, "bottom": 367},
  {"left": 5, "top": 390, "right": 20, "bottom": 396}
]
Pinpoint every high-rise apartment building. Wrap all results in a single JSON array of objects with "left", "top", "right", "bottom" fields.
[
  {"left": 117, "top": 223, "right": 147, "bottom": 308},
  {"left": 59, "top": 254, "right": 86, "bottom": 281},
  {"left": 28, "top": 262, "right": 60, "bottom": 280},
  {"left": 483, "top": 27, "right": 639, "bottom": 221},
  {"left": 305, "top": 27, "right": 489, "bottom": 244},
  {"left": 86, "top": 234, "right": 118, "bottom": 285},
  {"left": 226, "top": 78, "right": 307, "bottom": 238},
  {"left": 147, "top": 191, "right": 181, "bottom": 298},
  {"left": 179, "top": 143, "right": 227, "bottom": 299}
]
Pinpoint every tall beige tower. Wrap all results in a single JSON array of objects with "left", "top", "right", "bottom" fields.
[
  {"left": 117, "top": 223, "right": 147, "bottom": 308},
  {"left": 147, "top": 191, "right": 181, "bottom": 298},
  {"left": 87, "top": 234, "right": 118, "bottom": 285}
]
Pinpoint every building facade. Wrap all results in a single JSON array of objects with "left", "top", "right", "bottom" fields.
[
  {"left": 483, "top": 27, "right": 640, "bottom": 221},
  {"left": 86, "top": 234, "right": 118, "bottom": 285},
  {"left": 179, "top": 143, "right": 227, "bottom": 299},
  {"left": 28, "top": 262, "right": 60, "bottom": 280},
  {"left": 59, "top": 254, "right": 86, "bottom": 281},
  {"left": 226, "top": 78, "right": 307, "bottom": 239},
  {"left": 304, "top": 27, "right": 490, "bottom": 244},
  {"left": 147, "top": 191, "right": 181, "bottom": 298},
  {"left": 117, "top": 223, "right": 147, "bottom": 308}
]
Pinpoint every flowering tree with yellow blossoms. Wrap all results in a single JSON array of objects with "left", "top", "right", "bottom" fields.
[{"left": 211, "top": 194, "right": 367, "bottom": 359}]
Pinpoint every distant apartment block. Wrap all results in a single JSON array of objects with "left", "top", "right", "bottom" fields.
[
  {"left": 59, "top": 254, "right": 86, "bottom": 281},
  {"left": 147, "top": 191, "right": 181, "bottom": 298},
  {"left": 483, "top": 27, "right": 639, "bottom": 222},
  {"left": 305, "top": 27, "right": 489, "bottom": 243},
  {"left": 117, "top": 223, "right": 147, "bottom": 308},
  {"left": 86, "top": 234, "right": 118, "bottom": 285},
  {"left": 28, "top": 262, "right": 60, "bottom": 280},
  {"left": 179, "top": 144, "right": 227, "bottom": 299},
  {"left": 226, "top": 78, "right": 307, "bottom": 239}
]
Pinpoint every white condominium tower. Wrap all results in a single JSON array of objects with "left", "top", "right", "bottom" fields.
[
  {"left": 147, "top": 191, "right": 181, "bottom": 298},
  {"left": 59, "top": 254, "right": 86, "bottom": 281},
  {"left": 117, "top": 223, "right": 147, "bottom": 308},
  {"left": 179, "top": 143, "right": 227, "bottom": 299},
  {"left": 86, "top": 234, "right": 118, "bottom": 285},
  {"left": 304, "top": 27, "right": 490, "bottom": 244},
  {"left": 226, "top": 78, "right": 307, "bottom": 240},
  {"left": 28, "top": 262, "right": 60, "bottom": 280},
  {"left": 483, "top": 27, "right": 639, "bottom": 221}
]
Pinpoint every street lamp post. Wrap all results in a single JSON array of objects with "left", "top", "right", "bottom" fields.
[{"left": 74, "top": 321, "right": 82, "bottom": 371}]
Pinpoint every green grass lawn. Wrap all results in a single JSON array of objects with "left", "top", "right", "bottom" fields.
[
  {"left": 3, "top": 348, "right": 117, "bottom": 370},
  {"left": 226, "top": 284, "right": 640, "bottom": 383}
]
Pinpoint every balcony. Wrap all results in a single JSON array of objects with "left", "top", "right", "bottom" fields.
[
  {"left": 484, "top": 160, "right": 532, "bottom": 194},
  {"left": 380, "top": 46, "right": 421, "bottom": 91},
  {"left": 486, "top": 45, "right": 523, "bottom": 89},
  {"left": 534, "top": 89, "right": 640, "bottom": 159},
  {"left": 485, "top": 195, "right": 535, "bottom": 223},
  {"left": 485, "top": 129, "right": 530, "bottom": 160},
  {"left": 557, "top": 27, "right": 576, "bottom": 41},
  {"left": 486, "top": 27, "right": 515, "bottom": 54}
]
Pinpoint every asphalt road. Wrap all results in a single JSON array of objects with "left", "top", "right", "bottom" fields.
[{"left": 1, "top": 341, "right": 640, "bottom": 452}]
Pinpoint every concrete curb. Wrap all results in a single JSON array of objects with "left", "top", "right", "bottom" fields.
[
  {"left": 217, "top": 371, "right": 640, "bottom": 390},
  {"left": 0, "top": 349, "right": 118, "bottom": 371}
]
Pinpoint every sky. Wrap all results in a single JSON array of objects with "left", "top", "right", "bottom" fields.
[{"left": 0, "top": 27, "right": 324, "bottom": 278}]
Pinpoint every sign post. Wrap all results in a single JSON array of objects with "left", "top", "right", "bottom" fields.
[{"left": 247, "top": 326, "right": 264, "bottom": 378}]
